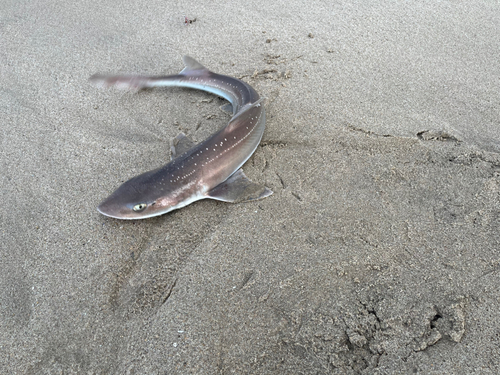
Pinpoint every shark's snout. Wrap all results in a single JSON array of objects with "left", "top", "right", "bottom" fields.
[{"left": 97, "top": 198, "right": 126, "bottom": 219}]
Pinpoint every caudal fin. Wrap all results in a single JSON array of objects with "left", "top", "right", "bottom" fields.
[{"left": 89, "top": 74, "right": 153, "bottom": 91}]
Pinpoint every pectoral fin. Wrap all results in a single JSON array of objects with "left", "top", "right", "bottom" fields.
[
  {"left": 206, "top": 169, "right": 273, "bottom": 203},
  {"left": 171, "top": 133, "right": 196, "bottom": 160},
  {"left": 220, "top": 103, "right": 233, "bottom": 114}
]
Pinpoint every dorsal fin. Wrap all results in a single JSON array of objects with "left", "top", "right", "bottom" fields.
[
  {"left": 180, "top": 56, "right": 208, "bottom": 75},
  {"left": 229, "top": 97, "right": 265, "bottom": 123}
]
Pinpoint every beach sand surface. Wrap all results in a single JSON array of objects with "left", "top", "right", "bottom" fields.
[{"left": 1, "top": 1, "right": 499, "bottom": 373}]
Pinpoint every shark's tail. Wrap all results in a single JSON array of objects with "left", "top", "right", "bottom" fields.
[
  {"left": 89, "top": 56, "right": 208, "bottom": 92},
  {"left": 89, "top": 74, "right": 156, "bottom": 92}
]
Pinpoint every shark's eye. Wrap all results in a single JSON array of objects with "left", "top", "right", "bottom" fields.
[{"left": 133, "top": 203, "right": 147, "bottom": 212}]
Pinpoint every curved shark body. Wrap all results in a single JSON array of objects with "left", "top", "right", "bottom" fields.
[{"left": 91, "top": 56, "right": 272, "bottom": 219}]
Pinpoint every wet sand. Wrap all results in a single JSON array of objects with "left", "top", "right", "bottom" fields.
[{"left": 1, "top": 1, "right": 499, "bottom": 373}]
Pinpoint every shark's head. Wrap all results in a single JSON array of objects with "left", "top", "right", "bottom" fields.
[{"left": 97, "top": 169, "right": 186, "bottom": 220}]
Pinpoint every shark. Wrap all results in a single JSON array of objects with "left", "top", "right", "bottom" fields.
[{"left": 90, "top": 56, "right": 272, "bottom": 219}]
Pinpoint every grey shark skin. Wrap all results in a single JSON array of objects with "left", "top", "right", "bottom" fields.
[{"left": 91, "top": 56, "right": 272, "bottom": 220}]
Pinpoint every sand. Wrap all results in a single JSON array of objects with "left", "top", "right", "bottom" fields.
[{"left": 1, "top": 0, "right": 499, "bottom": 373}]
